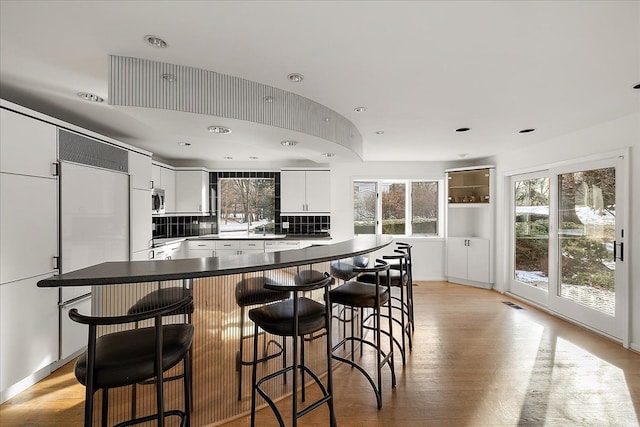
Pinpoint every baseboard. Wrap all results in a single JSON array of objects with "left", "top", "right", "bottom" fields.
[
  {"left": 0, "top": 364, "right": 53, "bottom": 404},
  {"left": 447, "top": 277, "right": 493, "bottom": 289},
  {"left": 630, "top": 342, "right": 640, "bottom": 354}
]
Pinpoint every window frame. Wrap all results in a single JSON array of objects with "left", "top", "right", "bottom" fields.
[{"left": 353, "top": 178, "right": 444, "bottom": 238}]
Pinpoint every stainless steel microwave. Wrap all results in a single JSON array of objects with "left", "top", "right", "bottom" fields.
[{"left": 152, "top": 189, "right": 165, "bottom": 214}]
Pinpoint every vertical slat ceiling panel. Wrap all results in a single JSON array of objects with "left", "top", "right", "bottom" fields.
[{"left": 108, "top": 55, "right": 362, "bottom": 158}]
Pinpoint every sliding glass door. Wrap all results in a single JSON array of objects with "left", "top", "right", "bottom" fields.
[{"left": 510, "top": 155, "right": 627, "bottom": 341}]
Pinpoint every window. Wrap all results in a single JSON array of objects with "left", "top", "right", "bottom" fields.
[
  {"left": 354, "top": 180, "right": 441, "bottom": 236},
  {"left": 219, "top": 178, "right": 275, "bottom": 236}
]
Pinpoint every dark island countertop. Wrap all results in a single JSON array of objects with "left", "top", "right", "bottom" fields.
[{"left": 38, "top": 235, "right": 392, "bottom": 287}]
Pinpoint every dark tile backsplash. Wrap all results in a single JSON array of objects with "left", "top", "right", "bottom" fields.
[
  {"left": 153, "top": 171, "right": 330, "bottom": 239},
  {"left": 277, "top": 215, "right": 331, "bottom": 236},
  {"left": 152, "top": 215, "right": 216, "bottom": 239}
]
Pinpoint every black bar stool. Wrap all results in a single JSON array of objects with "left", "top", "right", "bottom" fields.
[
  {"left": 330, "top": 256, "right": 369, "bottom": 351},
  {"left": 329, "top": 259, "right": 396, "bottom": 409},
  {"left": 126, "top": 282, "right": 195, "bottom": 417},
  {"left": 249, "top": 270, "right": 336, "bottom": 427},
  {"left": 358, "top": 251, "right": 412, "bottom": 364},
  {"left": 395, "top": 242, "right": 415, "bottom": 331},
  {"left": 69, "top": 295, "right": 194, "bottom": 427},
  {"left": 235, "top": 275, "right": 290, "bottom": 401}
]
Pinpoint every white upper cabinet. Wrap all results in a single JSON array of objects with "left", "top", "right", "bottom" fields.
[
  {"left": 0, "top": 108, "right": 57, "bottom": 178},
  {"left": 280, "top": 170, "right": 330, "bottom": 214},
  {"left": 175, "top": 170, "right": 210, "bottom": 214},
  {"left": 0, "top": 173, "right": 58, "bottom": 284},
  {"left": 129, "top": 151, "right": 152, "bottom": 190},
  {"left": 152, "top": 163, "right": 176, "bottom": 212}
]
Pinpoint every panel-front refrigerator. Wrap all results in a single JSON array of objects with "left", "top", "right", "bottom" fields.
[{"left": 59, "top": 161, "right": 129, "bottom": 360}]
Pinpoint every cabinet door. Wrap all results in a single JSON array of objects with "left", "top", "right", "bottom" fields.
[
  {"left": 129, "top": 152, "right": 152, "bottom": 190},
  {"left": 151, "top": 164, "right": 162, "bottom": 189},
  {"left": 446, "top": 237, "right": 468, "bottom": 280},
  {"left": 0, "top": 173, "right": 57, "bottom": 283},
  {"left": 131, "top": 249, "right": 154, "bottom": 261},
  {"left": 304, "top": 170, "right": 331, "bottom": 213},
  {"left": 467, "top": 238, "right": 490, "bottom": 283},
  {"left": 131, "top": 188, "right": 152, "bottom": 253},
  {"left": 1, "top": 274, "right": 59, "bottom": 391},
  {"left": 161, "top": 168, "right": 176, "bottom": 212},
  {"left": 280, "top": 170, "right": 307, "bottom": 212},
  {"left": 175, "top": 170, "right": 208, "bottom": 213},
  {"left": 60, "top": 295, "right": 91, "bottom": 360},
  {"left": 0, "top": 109, "right": 57, "bottom": 178}
]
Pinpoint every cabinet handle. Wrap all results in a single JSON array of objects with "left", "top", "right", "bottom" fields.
[
  {"left": 150, "top": 250, "right": 155, "bottom": 259},
  {"left": 149, "top": 180, "right": 154, "bottom": 190},
  {"left": 151, "top": 180, "right": 155, "bottom": 189},
  {"left": 52, "top": 163, "right": 59, "bottom": 177},
  {"left": 52, "top": 256, "right": 60, "bottom": 270}
]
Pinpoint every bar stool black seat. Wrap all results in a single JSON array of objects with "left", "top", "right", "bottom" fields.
[
  {"left": 69, "top": 295, "right": 193, "bottom": 427},
  {"left": 235, "top": 275, "right": 290, "bottom": 401},
  {"left": 358, "top": 252, "right": 412, "bottom": 364},
  {"left": 127, "top": 285, "right": 194, "bottom": 417},
  {"left": 392, "top": 242, "right": 415, "bottom": 331},
  {"left": 249, "top": 270, "right": 336, "bottom": 427},
  {"left": 329, "top": 259, "right": 396, "bottom": 409},
  {"left": 329, "top": 256, "right": 369, "bottom": 347}
]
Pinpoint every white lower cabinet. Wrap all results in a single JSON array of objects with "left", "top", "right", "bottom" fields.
[
  {"left": 0, "top": 274, "right": 59, "bottom": 402},
  {"left": 132, "top": 249, "right": 154, "bottom": 261},
  {"left": 131, "top": 188, "right": 152, "bottom": 254},
  {"left": 447, "top": 237, "right": 490, "bottom": 286},
  {"left": 265, "top": 241, "right": 300, "bottom": 252},
  {"left": 187, "top": 240, "right": 216, "bottom": 258},
  {"left": 60, "top": 294, "right": 92, "bottom": 360}
]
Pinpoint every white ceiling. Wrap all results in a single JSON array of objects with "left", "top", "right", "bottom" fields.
[{"left": 1, "top": 1, "right": 638, "bottom": 165}]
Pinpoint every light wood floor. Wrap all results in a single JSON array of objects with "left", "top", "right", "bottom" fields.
[{"left": 1, "top": 281, "right": 639, "bottom": 426}]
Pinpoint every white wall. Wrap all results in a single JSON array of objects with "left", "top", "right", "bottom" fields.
[
  {"left": 328, "top": 161, "right": 458, "bottom": 281},
  {"left": 492, "top": 113, "right": 640, "bottom": 351}
]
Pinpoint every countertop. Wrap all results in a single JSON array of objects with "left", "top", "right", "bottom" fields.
[
  {"left": 37, "top": 235, "right": 392, "bottom": 287},
  {"left": 152, "top": 233, "right": 332, "bottom": 247}
]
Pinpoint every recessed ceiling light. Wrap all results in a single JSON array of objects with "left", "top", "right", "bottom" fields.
[
  {"left": 208, "top": 125, "right": 232, "bottom": 134},
  {"left": 264, "top": 95, "right": 275, "bottom": 103},
  {"left": 322, "top": 152, "right": 335, "bottom": 158},
  {"left": 249, "top": 156, "right": 259, "bottom": 160},
  {"left": 455, "top": 127, "right": 471, "bottom": 132},
  {"left": 281, "top": 140, "right": 298, "bottom": 146},
  {"left": 77, "top": 92, "right": 104, "bottom": 102},
  {"left": 145, "top": 35, "right": 167, "bottom": 48},
  {"left": 162, "top": 73, "right": 177, "bottom": 82},
  {"left": 633, "top": 83, "right": 640, "bottom": 89},
  {"left": 375, "top": 130, "right": 385, "bottom": 135},
  {"left": 519, "top": 128, "right": 536, "bottom": 133},
  {"left": 323, "top": 117, "right": 330, "bottom": 122},
  {"left": 178, "top": 142, "right": 191, "bottom": 147},
  {"left": 354, "top": 107, "right": 367, "bottom": 113},
  {"left": 287, "top": 73, "right": 304, "bottom": 82},
  {"left": 224, "top": 156, "right": 233, "bottom": 160}
]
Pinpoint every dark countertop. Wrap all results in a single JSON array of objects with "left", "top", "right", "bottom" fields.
[
  {"left": 152, "top": 233, "right": 332, "bottom": 247},
  {"left": 38, "top": 235, "right": 392, "bottom": 287}
]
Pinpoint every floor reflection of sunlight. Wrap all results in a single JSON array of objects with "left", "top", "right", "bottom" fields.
[{"left": 545, "top": 337, "right": 639, "bottom": 425}]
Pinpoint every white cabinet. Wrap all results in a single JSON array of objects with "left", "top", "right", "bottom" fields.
[
  {"left": 131, "top": 188, "right": 152, "bottom": 253},
  {"left": 187, "top": 240, "right": 216, "bottom": 258},
  {"left": 0, "top": 174, "right": 58, "bottom": 283},
  {"left": 280, "top": 170, "right": 330, "bottom": 214},
  {"left": 175, "top": 170, "right": 210, "bottom": 214},
  {"left": 153, "top": 241, "right": 184, "bottom": 260},
  {"left": 152, "top": 163, "right": 176, "bottom": 212},
  {"left": 0, "top": 108, "right": 57, "bottom": 178},
  {"left": 129, "top": 151, "right": 152, "bottom": 190},
  {"left": 0, "top": 108, "right": 59, "bottom": 403},
  {"left": 0, "top": 274, "right": 59, "bottom": 399},
  {"left": 447, "top": 237, "right": 490, "bottom": 284},
  {"left": 265, "top": 240, "right": 300, "bottom": 252},
  {"left": 446, "top": 166, "right": 495, "bottom": 288},
  {"left": 60, "top": 295, "right": 92, "bottom": 360}
]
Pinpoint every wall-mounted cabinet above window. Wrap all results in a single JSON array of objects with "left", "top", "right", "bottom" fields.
[{"left": 280, "top": 169, "right": 330, "bottom": 214}]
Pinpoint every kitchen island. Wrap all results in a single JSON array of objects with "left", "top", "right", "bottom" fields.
[{"left": 38, "top": 235, "right": 392, "bottom": 426}]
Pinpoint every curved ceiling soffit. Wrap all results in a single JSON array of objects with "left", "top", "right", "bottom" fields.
[{"left": 108, "top": 55, "right": 363, "bottom": 160}]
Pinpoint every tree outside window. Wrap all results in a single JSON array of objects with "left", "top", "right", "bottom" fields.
[{"left": 354, "top": 180, "right": 440, "bottom": 236}]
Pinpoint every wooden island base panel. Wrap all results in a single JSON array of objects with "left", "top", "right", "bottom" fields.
[{"left": 36, "top": 235, "right": 393, "bottom": 426}]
